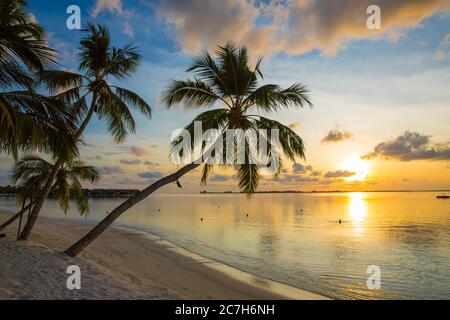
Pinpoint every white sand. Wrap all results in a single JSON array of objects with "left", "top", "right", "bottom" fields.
[{"left": 0, "top": 210, "right": 328, "bottom": 300}]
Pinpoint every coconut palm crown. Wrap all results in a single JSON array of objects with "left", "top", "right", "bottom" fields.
[
  {"left": 0, "top": 0, "right": 76, "bottom": 158},
  {"left": 12, "top": 155, "right": 100, "bottom": 215},
  {"left": 40, "top": 22, "right": 152, "bottom": 144},
  {"left": 163, "top": 43, "right": 312, "bottom": 192}
]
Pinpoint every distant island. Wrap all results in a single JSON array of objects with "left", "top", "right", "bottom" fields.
[
  {"left": 200, "top": 189, "right": 450, "bottom": 194},
  {"left": 0, "top": 186, "right": 139, "bottom": 198}
]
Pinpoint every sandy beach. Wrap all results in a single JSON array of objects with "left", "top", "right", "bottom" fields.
[{"left": 0, "top": 210, "right": 327, "bottom": 300}]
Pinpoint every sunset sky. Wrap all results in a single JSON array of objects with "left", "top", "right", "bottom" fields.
[{"left": 1, "top": 0, "right": 449, "bottom": 192}]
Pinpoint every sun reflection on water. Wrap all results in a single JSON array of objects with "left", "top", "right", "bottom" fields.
[{"left": 348, "top": 192, "right": 368, "bottom": 235}]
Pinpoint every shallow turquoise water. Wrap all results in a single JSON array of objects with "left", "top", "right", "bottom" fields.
[{"left": 1, "top": 192, "right": 449, "bottom": 299}]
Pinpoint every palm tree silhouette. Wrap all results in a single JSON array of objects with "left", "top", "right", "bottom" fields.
[
  {"left": 65, "top": 43, "right": 312, "bottom": 256},
  {"left": 12, "top": 155, "right": 100, "bottom": 238},
  {"left": 18, "top": 23, "right": 151, "bottom": 240},
  {"left": 0, "top": 0, "right": 76, "bottom": 158}
]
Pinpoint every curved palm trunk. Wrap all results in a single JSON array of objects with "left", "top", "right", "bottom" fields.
[
  {"left": 0, "top": 202, "right": 33, "bottom": 232},
  {"left": 18, "top": 96, "right": 97, "bottom": 240},
  {"left": 18, "top": 157, "right": 65, "bottom": 240},
  {"left": 16, "top": 201, "right": 26, "bottom": 239},
  {"left": 65, "top": 161, "right": 199, "bottom": 257}
]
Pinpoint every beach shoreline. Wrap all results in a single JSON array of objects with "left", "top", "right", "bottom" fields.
[{"left": 0, "top": 210, "right": 328, "bottom": 300}]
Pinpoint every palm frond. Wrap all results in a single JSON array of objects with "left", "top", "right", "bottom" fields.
[
  {"left": 104, "top": 43, "right": 141, "bottom": 79},
  {"left": 243, "top": 83, "right": 313, "bottom": 112},
  {"left": 162, "top": 79, "right": 224, "bottom": 108},
  {"left": 170, "top": 108, "right": 229, "bottom": 162},
  {"left": 0, "top": 0, "right": 56, "bottom": 88},
  {"left": 96, "top": 86, "right": 136, "bottom": 143},
  {"left": 200, "top": 163, "right": 213, "bottom": 185},
  {"left": 78, "top": 22, "right": 111, "bottom": 77},
  {"left": 235, "top": 160, "right": 260, "bottom": 193},
  {"left": 68, "top": 163, "right": 101, "bottom": 183},
  {"left": 186, "top": 51, "right": 230, "bottom": 96},
  {"left": 69, "top": 177, "right": 89, "bottom": 215},
  {"left": 39, "top": 69, "right": 84, "bottom": 94},
  {"left": 113, "top": 86, "right": 151, "bottom": 118},
  {"left": 255, "top": 116, "right": 305, "bottom": 162},
  {"left": 12, "top": 155, "right": 52, "bottom": 183}
]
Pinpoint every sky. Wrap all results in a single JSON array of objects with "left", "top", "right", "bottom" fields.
[{"left": 1, "top": 0, "right": 450, "bottom": 193}]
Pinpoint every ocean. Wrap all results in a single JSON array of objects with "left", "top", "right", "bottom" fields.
[{"left": 1, "top": 191, "right": 449, "bottom": 299}]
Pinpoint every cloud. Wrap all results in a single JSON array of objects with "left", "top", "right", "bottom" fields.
[
  {"left": 91, "top": 0, "right": 124, "bottom": 17},
  {"left": 137, "top": 171, "right": 163, "bottom": 180},
  {"left": 324, "top": 170, "right": 355, "bottom": 178},
  {"left": 97, "top": 166, "right": 124, "bottom": 175},
  {"left": 310, "top": 170, "right": 322, "bottom": 177},
  {"left": 435, "top": 33, "right": 450, "bottom": 60},
  {"left": 210, "top": 175, "right": 232, "bottom": 181},
  {"left": 143, "top": 161, "right": 160, "bottom": 166},
  {"left": 288, "top": 122, "right": 300, "bottom": 129},
  {"left": 435, "top": 50, "right": 446, "bottom": 60},
  {"left": 278, "top": 175, "right": 320, "bottom": 184},
  {"left": 292, "top": 163, "right": 313, "bottom": 173},
  {"left": 120, "top": 158, "right": 141, "bottom": 165},
  {"left": 362, "top": 131, "right": 450, "bottom": 161},
  {"left": 158, "top": 0, "right": 450, "bottom": 56},
  {"left": 158, "top": 0, "right": 260, "bottom": 54},
  {"left": 123, "top": 22, "right": 133, "bottom": 37},
  {"left": 321, "top": 129, "right": 353, "bottom": 143},
  {"left": 86, "top": 155, "right": 102, "bottom": 160},
  {"left": 27, "top": 13, "right": 38, "bottom": 24},
  {"left": 130, "top": 146, "right": 150, "bottom": 157}
]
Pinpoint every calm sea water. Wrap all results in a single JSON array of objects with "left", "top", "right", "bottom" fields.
[{"left": 1, "top": 192, "right": 449, "bottom": 299}]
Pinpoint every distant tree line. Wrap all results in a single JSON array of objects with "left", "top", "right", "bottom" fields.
[{"left": 0, "top": 185, "right": 18, "bottom": 194}]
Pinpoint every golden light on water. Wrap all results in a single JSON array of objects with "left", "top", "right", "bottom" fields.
[
  {"left": 348, "top": 192, "right": 368, "bottom": 223},
  {"left": 340, "top": 157, "right": 370, "bottom": 181},
  {"left": 348, "top": 192, "right": 369, "bottom": 236}
]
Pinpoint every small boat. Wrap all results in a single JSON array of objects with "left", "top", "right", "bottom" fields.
[{"left": 436, "top": 194, "right": 449, "bottom": 199}]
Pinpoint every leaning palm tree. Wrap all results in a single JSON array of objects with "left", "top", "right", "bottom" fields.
[
  {"left": 0, "top": 0, "right": 76, "bottom": 157},
  {"left": 0, "top": 155, "right": 98, "bottom": 232},
  {"left": 65, "top": 43, "right": 312, "bottom": 256},
  {"left": 17, "top": 23, "right": 151, "bottom": 240},
  {"left": 12, "top": 155, "right": 100, "bottom": 237}
]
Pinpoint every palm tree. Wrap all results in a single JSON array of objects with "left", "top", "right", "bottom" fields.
[
  {"left": 17, "top": 23, "right": 152, "bottom": 240},
  {"left": 12, "top": 155, "right": 100, "bottom": 237},
  {"left": 0, "top": 0, "right": 78, "bottom": 231},
  {"left": 0, "top": 0, "right": 76, "bottom": 157},
  {"left": 65, "top": 43, "right": 312, "bottom": 257},
  {"left": 0, "top": 155, "right": 99, "bottom": 233}
]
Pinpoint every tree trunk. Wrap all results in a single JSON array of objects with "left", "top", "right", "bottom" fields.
[
  {"left": 16, "top": 201, "right": 26, "bottom": 239},
  {"left": 18, "top": 157, "right": 65, "bottom": 240},
  {"left": 17, "top": 95, "right": 98, "bottom": 240},
  {"left": 65, "top": 161, "right": 199, "bottom": 257},
  {"left": 28, "top": 193, "right": 33, "bottom": 219},
  {"left": 0, "top": 202, "right": 33, "bottom": 232}
]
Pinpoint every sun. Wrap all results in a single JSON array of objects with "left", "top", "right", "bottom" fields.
[{"left": 339, "top": 157, "right": 370, "bottom": 181}]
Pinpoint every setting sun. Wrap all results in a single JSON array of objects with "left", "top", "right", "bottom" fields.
[{"left": 339, "top": 157, "right": 370, "bottom": 181}]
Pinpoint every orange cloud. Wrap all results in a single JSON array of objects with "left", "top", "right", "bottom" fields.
[
  {"left": 158, "top": 0, "right": 450, "bottom": 56},
  {"left": 321, "top": 129, "right": 353, "bottom": 144},
  {"left": 130, "top": 146, "right": 150, "bottom": 157},
  {"left": 91, "top": 0, "right": 123, "bottom": 17}
]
